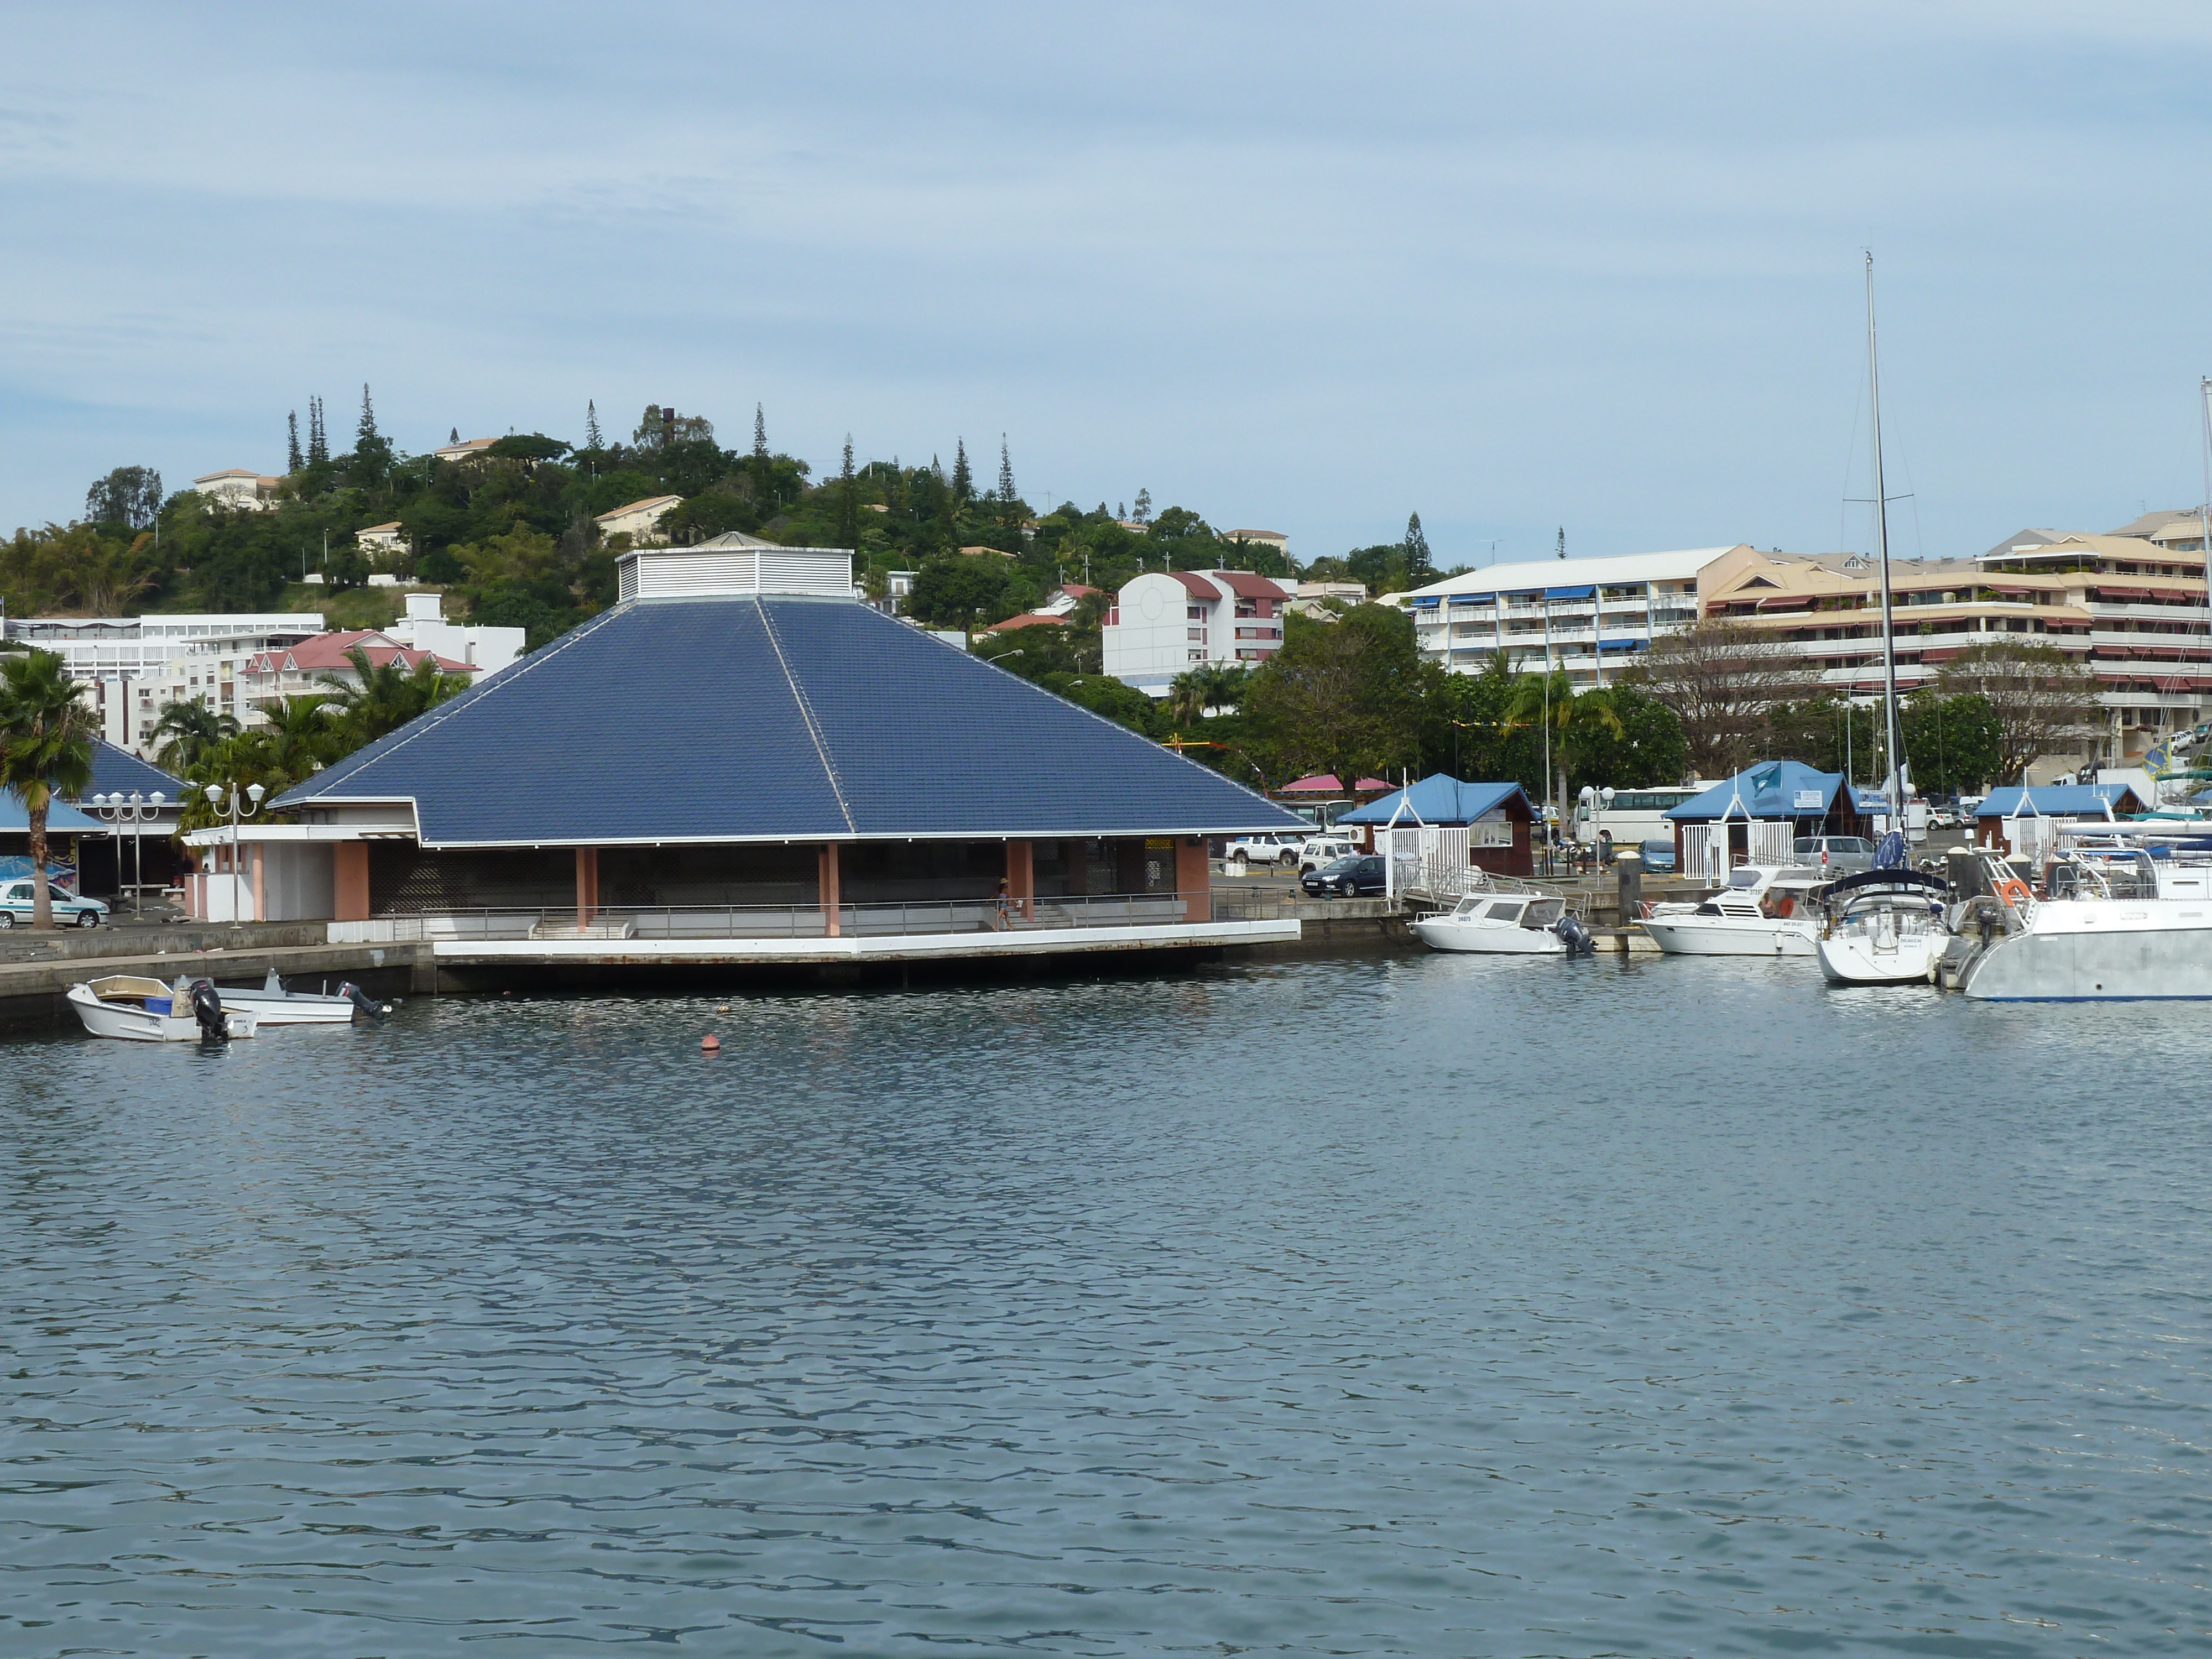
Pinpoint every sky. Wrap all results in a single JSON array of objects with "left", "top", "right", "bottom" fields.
[{"left": 6, "top": 2, "right": 2212, "bottom": 568}]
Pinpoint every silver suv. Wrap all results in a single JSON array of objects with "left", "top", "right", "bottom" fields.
[{"left": 1793, "top": 835, "right": 1874, "bottom": 875}]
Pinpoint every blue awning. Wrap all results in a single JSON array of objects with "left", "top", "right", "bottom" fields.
[
  {"left": 1413, "top": 596, "right": 1441, "bottom": 608},
  {"left": 1598, "top": 637, "right": 1644, "bottom": 651},
  {"left": 1449, "top": 592, "right": 1496, "bottom": 606},
  {"left": 1546, "top": 585, "right": 1595, "bottom": 599}
]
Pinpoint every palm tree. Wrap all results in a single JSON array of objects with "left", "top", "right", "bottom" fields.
[
  {"left": 317, "top": 646, "right": 466, "bottom": 748},
  {"left": 175, "top": 697, "right": 346, "bottom": 833},
  {"left": 0, "top": 650, "right": 96, "bottom": 929},
  {"left": 148, "top": 699, "right": 241, "bottom": 773},
  {"left": 1506, "top": 670, "right": 1625, "bottom": 831}
]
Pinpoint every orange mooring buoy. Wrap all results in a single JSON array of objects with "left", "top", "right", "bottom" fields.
[{"left": 701, "top": 1034, "right": 721, "bottom": 1053}]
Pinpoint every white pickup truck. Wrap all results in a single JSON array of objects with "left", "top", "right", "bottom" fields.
[{"left": 1222, "top": 832, "right": 1305, "bottom": 870}]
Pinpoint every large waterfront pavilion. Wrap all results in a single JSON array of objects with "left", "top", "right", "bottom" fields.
[{"left": 205, "top": 546, "right": 1306, "bottom": 969}]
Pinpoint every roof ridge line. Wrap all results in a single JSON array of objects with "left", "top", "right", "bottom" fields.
[{"left": 754, "top": 598, "right": 857, "bottom": 834}]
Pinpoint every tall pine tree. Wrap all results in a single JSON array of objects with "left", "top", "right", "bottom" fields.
[
  {"left": 951, "top": 439, "right": 972, "bottom": 503},
  {"left": 357, "top": 384, "right": 378, "bottom": 449},
  {"left": 997, "top": 436, "right": 1016, "bottom": 525},
  {"left": 1404, "top": 512, "right": 1432, "bottom": 583},
  {"left": 307, "top": 397, "right": 328, "bottom": 465},
  {"left": 837, "top": 435, "right": 858, "bottom": 550},
  {"left": 286, "top": 411, "right": 302, "bottom": 473},
  {"left": 584, "top": 401, "right": 602, "bottom": 450},
  {"left": 753, "top": 403, "right": 768, "bottom": 461}
]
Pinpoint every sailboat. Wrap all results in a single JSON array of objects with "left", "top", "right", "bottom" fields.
[{"left": 1818, "top": 254, "right": 1949, "bottom": 988}]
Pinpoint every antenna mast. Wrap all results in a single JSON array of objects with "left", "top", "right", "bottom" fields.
[{"left": 1866, "top": 253, "right": 1903, "bottom": 822}]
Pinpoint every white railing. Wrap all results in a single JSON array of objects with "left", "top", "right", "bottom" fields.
[{"left": 329, "top": 892, "right": 1221, "bottom": 945}]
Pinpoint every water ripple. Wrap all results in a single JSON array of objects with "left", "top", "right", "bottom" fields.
[{"left": 4, "top": 957, "right": 2211, "bottom": 1654}]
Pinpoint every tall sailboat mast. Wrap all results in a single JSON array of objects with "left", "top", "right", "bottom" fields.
[{"left": 1866, "top": 252, "right": 1903, "bottom": 822}]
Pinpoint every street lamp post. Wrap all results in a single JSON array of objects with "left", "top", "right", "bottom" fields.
[
  {"left": 203, "top": 782, "right": 265, "bottom": 922},
  {"left": 87, "top": 790, "right": 166, "bottom": 916}
]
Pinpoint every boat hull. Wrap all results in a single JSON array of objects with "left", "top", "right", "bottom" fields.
[
  {"left": 67, "top": 984, "right": 258, "bottom": 1041},
  {"left": 1642, "top": 917, "right": 1819, "bottom": 957},
  {"left": 1963, "top": 902, "right": 2212, "bottom": 1000},
  {"left": 1817, "top": 934, "right": 1944, "bottom": 986},
  {"left": 212, "top": 992, "right": 359, "bottom": 1025},
  {"left": 1412, "top": 919, "right": 1566, "bottom": 954}
]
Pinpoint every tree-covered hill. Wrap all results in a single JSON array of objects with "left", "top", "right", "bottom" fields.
[{"left": 4, "top": 396, "right": 1343, "bottom": 653}]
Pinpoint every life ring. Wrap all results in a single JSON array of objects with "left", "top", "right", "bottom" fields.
[
  {"left": 1773, "top": 895, "right": 1795, "bottom": 918},
  {"left": 1993, "top": 875, "right": 2032, "bottom": 906}
]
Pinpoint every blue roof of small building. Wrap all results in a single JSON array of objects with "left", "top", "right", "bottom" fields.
[
  {"left": 273, "top": 596, "right": 1310, "bottom": 846},
  {"left": 1664, "top": 761, "right": 1848, "bottom": 821},
  {"left": 1338, "top": 775, "right": 1530, "bottom": 825},
  {"left": 80, "top": 741, "right": 185, "bottom": 803},
  {"left": 0, "top": 793, "right": 103, "bottom": 833},
  {"left": 1977, "top": 784, "right": 2137, "bottom": 819}
]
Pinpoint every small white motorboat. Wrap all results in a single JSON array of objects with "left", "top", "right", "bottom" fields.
[
  {"left": 1413, "top": 890, "right": 1591, "bottom": 954},
  {"left": 213, "top": 969, "right": 388, "bottom": 1026},
  {"left": 67, "top": 975, "right": 257, "bottom": 1042},
  {"left": 1641, "top": 864, "right": 1827, "bottom": 957},
  {"left": 1816, "top": 870, "right": 1954, "bottom": 987}
]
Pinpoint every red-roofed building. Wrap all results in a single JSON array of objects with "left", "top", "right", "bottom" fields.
[
  {"left": 1101, "top": 568, "right": 1290, "bottom": 696},
  {"left": 238, "top": 629, "right": 477, "bottom": 708},
  {"left": 974, "top": 612, "right": 1069, "bottom": 637}
]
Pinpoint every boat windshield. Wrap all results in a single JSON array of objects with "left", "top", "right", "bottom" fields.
[
  {"left": 1483, "top": 899, "right": 1526, "bottom": 921},
  {"left": 1524, "top": 899, "right": 1564, "bottom": 928},
  {"left": 1725, "top": 869, "right": 1764, "bottom": 889}
]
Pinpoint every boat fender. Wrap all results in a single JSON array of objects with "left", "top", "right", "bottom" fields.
[
  {"left": 337, "top": 982, "right": 390, "bottom": 1020},
  {"left": 188, "top": 979, "right": 228, "bottom": 1043}
]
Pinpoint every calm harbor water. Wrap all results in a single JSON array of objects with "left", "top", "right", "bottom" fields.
[{"left": 4, "top": 954, "right": 2211, "bottom": 1656}]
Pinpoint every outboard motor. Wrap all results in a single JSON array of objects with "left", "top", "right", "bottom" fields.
[
  {"left": 337, "top": 982, "right": 389, "bottom": 1021},
  {"left": 188, "top": 978, "right": 229, "bottom": 1042},
  {"left": 1552, "top": 912, "right": 1597, "bottom": 957}
]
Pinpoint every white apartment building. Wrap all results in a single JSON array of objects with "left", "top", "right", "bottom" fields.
[
  {"left": 383, "top": 591, "right": 524, "bottom": 674},
  {"left": 1401, "top": 549, "right": 1723, "bottom": 688},
  {"left": 4, "top": 613, "right": 327, "bottom": 753},
  {"left": 1102, "top": 570, "right": 1290, "bottom": 696}
]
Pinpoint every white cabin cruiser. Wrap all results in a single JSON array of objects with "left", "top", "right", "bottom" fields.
[
  {"left": 1641, "top": 864, "right": 1828, "bottom": 957},
  {"left": 67, "top": 975, "right": 257, "bottom": 1041},
  {"left": 1960, "top": 832, "right": 2212, "bottom": 1000},
  {"left": 1815, "top": 869, "right": 1953, "bottom": 986},
  {"left": 1413, "top": 890, "right": 1593, "bottom": 955}
]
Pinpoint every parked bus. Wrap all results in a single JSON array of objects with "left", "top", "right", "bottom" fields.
[{"left": 1571, "top": 786, "right": 1702, "bottom": 851}]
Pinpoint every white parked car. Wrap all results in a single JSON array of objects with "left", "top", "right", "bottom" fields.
[
  {"left": 1297, "top": 834, "right": 1359, "bottom": 872},
  {"left": 0, "top": 879, "right": 107, "bottom": 928},
  {"left": 1223, "top": 833, "right": 1305, "bottom": 870}
]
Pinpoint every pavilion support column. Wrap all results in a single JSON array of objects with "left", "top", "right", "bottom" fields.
[
  {"left": 819, "top": 843, "right": 842, "bottom": 936},
  {"left": 1175, "top": 837, "right": 1212, "bottom": 922},
  {"left": 575, "top": 847, "right": 599, "bottom": 926},
  {"left": 333, "top": 843, "right": 371, "bottom": 922},
  {"left": 251, "top": 844, "right": 266, "bottom": 924},
  {"left": 1006, "top": 839, "right": 1034, "bottom": 921}
]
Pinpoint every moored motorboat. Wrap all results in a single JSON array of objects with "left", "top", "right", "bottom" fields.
[
  {"left": 213, "top": 969, "right": 389, "bottom": 1026},
  {"left": 1640, "top": 864, "right": 1827, "bottom": 957},
  {"left": 1413, "top": 890, "right": 1592, "bottom": 955},
  {"left": 67, "top": 975, "right": 257, "bottom": 1041}
]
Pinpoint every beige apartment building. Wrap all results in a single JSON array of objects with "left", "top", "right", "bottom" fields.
[{"left": 1703, "top": 528, "right": 2212, "bottom": 766}]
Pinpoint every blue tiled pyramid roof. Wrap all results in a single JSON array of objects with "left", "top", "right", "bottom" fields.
[
  {"left": 1337, "top": 775, "right": 1529, "bottom": 825},
  {"left": 1664, "top": 761, "right": 1847, "bottom": 821},
  {"left": 82, "top": 740, "right": 185, "bottom": 802},
  {"left": 274, "top": 596, "right": 1308, "bottom": 846}
]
